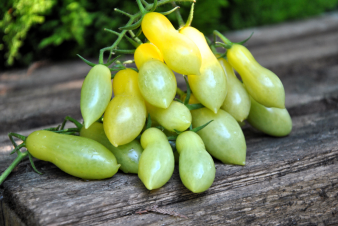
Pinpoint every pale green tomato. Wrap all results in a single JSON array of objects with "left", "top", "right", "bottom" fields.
[
  {"left": 80, "top": 122, "right": 143, "bottom": 174},
  {"left": 218, "top": 57, "right": 251, "bottom": 122},
  {"left": 146, "top": 101, "right": 192, "bottom": 132},
  {"left": 138, "top": 128, "right": 175, "bottom": 190},
  {"left": 81, "top": 65, "right": 112, "bottom": 129},
  {"left": 104, "top": 69, "right": 146, "bottom": 147},
  {"left": 191, "top": 108, "right": 246, "bottom": 165},
  {"left": 176, "top": 131, "right": 215, "bottom": 193},
  {"left": 138, "top": 59, "right": 177, "bottom": 109},
  {"left": 104, "top": 95, "right": 146, "bottom": 147},
  {"left": 180, "top": 27, "right": 227, "bottom": 113},
  {"left": 227, "top": 44, "right": 285, "bottom": 109},
  {"left": 247, "top": 96, "right": 292, "bottom": 137},
  {"left": 26, "top": 130, "right": 120, "bottom": 180}
]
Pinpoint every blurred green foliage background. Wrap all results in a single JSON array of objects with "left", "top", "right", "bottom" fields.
[{"left": 1, "top": 0, "right": 337, "bottom": 69}]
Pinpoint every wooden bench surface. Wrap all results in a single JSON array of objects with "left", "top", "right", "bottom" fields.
[{"left": 1, "top": 12, "right": 338, "bottom": 225}]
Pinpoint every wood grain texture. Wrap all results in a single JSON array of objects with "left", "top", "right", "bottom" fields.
[{"left": 1, "top": 12, "right": 338, "bottom": 225}]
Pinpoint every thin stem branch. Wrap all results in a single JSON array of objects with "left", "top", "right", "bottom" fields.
[
  {"left": 213, "top": 30, "right": 233, "bottom": 47},
  {"left": 0, "top": 151, "right": 28, "bottom": 185},
  {"left": 114, "top": 8, "right": 132, "bottom": 17},
  {"left": 172, "top": 2, "right": 184, "bottom": 28},
  {"left": 128, "top": 30, "right": 143, "bottom": 44},
  {"left": 136, "top": 0, "right": 147, "bottom": 14},
  {"left": 185, "top": 3, "right": 194, "bottom": 27}
]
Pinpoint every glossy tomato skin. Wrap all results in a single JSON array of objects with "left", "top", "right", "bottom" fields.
[
  {"left": 218, "top": 57, "right": 251, "bottom": 122},
  {"left": 104, "top": 69, "right": 146, "bottom": 147},
  {"left": 176, "top": 131, "right": 215, "bottom": 193},
  {"left": 145, "top": 100, "right": 191, "bottom": 132},
  {"left": 180, "top": 26, "right": 227, "bottom": 114},
  {"left": 138, "top": 59, "right": 176, "bottom": 109},
  {"left": 227, "top": 44, "right": 285, "bottom": 109},
  {"left": 191, "top": 108, "right": 246, "bottom": 165},
  {"left": 142, "top": 12, "right": 201, "bottom": 75},
  {"left": 247, "top": 96, "right": 292, "bottom": 137},
  {"left": 138, "top": 128, "right": 175, "bottom": 190},
  {"left": 134, "top": 43, "right": 163, "bottom": 69},
  {"left": 80, "top": 122, "right": 143, "bottom": 174},
  {"left": 81, "top": 65, "right": 112, "bottom": 129},
  {"left": 26, "top": 130, "right": 120, "bottom": 179}
]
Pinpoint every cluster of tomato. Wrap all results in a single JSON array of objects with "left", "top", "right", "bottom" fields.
[
  {"left": 76, "top": 11, "right": 292, "bottom": 193},
  {"left": 1, "top": 3, "right": 292, "bottom": 193}
]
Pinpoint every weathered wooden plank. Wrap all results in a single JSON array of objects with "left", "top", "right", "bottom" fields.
[{"left": 1, "top": 101, "right": 338, "bottom": 225}]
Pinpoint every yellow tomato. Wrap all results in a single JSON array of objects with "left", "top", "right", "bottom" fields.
[
  {"left": 180, "top": 26, "right": 227, "bottom": 113},
  {"left": 142, "top": 12, "right": 202, "bottom": 75},
  {"left": 227, "top": 44, "right": 285, "bottom": 109},
  {"left": 103, "top": 69, "right": 146, "bottom": 147}
]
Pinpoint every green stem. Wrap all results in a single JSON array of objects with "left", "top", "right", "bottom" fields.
[
  {"left": 160, "top": 6, "right": 180, "bottom": 16},
  {"left": 99, "top": 17, "right": 134, "bottom": 64},
  {"left": 113, "top": 49, "right": 136, "bottom": 54},
  {"left": 8, "top": 133, "right": 26, "bottom": 142},
  {"left": 149, "top": 0, "right": 158, "bottom": 12},
  {"left": 172, "top": 2, "right": 185, "bottom": 28},
  {"left": 77, "top": 54, "right": 96, "bottom": 67},
  {"left": 191, "top": 120, "right": 213, "bottom": 133},
  {"left": 128, "top": 30, "right": 143, "bottom": 45},
  {"left": 213, "top": 30, "right": 233, "bottom": 47},
  {"left": 136, "top": 0, "right": 147, "bottom": 14},
  {"left": 183, "top": 75, "right": 191, "bottom": 105},
  {"left": 114, "top": 8, "right": 132, "bottom": 17},
  {"left": 0, "top": 151, "right": 28, "bottom": 185},
  {"left": 185, "top": 3, "right": 194, "bottom": 27},
  {"left": 60, "top": 116, "right": 83, "bottom": 130},
  {"left": 186, "top": 103, "right": 205, "bottom": 111},
  {"left": 146, "top": 114, "right": 152, "bottom": 129},
  {"left": 141, "top": 0, "right": 150, "bottom": 7},
  {"left": 105, "top": 55, "right": 122, "bottom": 67}
]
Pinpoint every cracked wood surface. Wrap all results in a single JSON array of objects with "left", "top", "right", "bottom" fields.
[{"left": 0, "top": 12, "right": 338, "bottom": 225}]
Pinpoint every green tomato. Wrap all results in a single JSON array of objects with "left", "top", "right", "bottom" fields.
[
  {"left": 138, "top": 128, "right": 175, "bottom": 190},
  {"left": 247, "top": 96, "right": 292, "bottom": 137},
  {"left": 26, "top": 130, "right": 120, "bottom": 180},
  {"left": 191, "top": 108, "right": 246, "bottom": 165},
  {"left": 103, "top": 69, "right": 146, "bottom": 147},
  {"left": 146, "top": 100, "right": 192, "bottom": 132},
  {"left": 81, "top": 65, "right": 112, "bottom": 129},
  {"left": 104, "top": 95, "right": 146, "bottom": 147},
  {"left": 176, "top": 131, "right": 215, "bottom": 193},
  {"left": 227, "top": 44, "right": 285, "bottom": 109},
  {"left": 180, "top": 26, "right": 227, "bottom": 114},
  {"left": 80, "top": 122, "right": 143, "bottom": 174},
  {"left": 218, "top": 57, "right": 251, "bottom": 122},
  {"left": 138, "top": 59, "right": 177, "bottom": 109}
]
